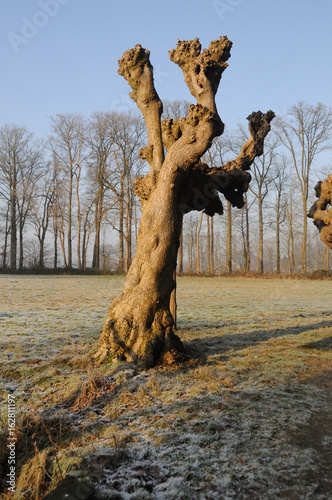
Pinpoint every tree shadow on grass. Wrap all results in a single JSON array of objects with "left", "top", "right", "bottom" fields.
[
  {"left": 184, "top": 319, "right": 332, "bottom": 363},
  {"left": 302, "top": 336, "right": 332, "bottom": 350},
  {"left": 56, "top": 320, "right": 332, "bottom": 415}
]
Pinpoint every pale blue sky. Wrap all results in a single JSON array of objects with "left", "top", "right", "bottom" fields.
[{"left": 1, "top": 0, "right": 332, "bottom": 138}]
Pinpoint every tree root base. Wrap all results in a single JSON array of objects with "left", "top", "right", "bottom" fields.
[{"left": 93, "top": 339, "right": 190, "bottom": 370}]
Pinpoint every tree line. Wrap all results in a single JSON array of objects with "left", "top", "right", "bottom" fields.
[{"left": 0, "top": 101, "right": 331, "bottom": 274}]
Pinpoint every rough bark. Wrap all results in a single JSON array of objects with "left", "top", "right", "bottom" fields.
[
  {"left": 308, "top": 175, "right": 332, "bottom": 249},
  {"left": 94, "top": 37, "right": 274, "bottom": 369}
]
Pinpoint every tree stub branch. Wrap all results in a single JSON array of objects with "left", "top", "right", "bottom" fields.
[{"left": 223, "top": 110, "right": 275, "bottom": 172}]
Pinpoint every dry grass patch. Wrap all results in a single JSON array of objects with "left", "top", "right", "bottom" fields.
[{"left": 67, "top": 371, "right": 116, "bottom": 412}]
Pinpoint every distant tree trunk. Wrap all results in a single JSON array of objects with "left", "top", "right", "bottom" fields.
[
  {"left": 272, "top": 160, "right": 287, "bottom": 274},
  {"left": 187, "top": 226, "right": 193, "bottom": 274},
  {"left": 19, "top": 223, "right": 24, "bottom": 271},
  {"left": 178, "top": 229, "right": 183, "bottom": 274},
  {"left": 276, "top": 210, "right": 281, "bottom": 273},
  {"left": 119, "top": 187, "right": 124, "bottom": 272},
  {"left": 285, "top": 192, "right": 297, "bottom": 274},
  {"left": 39, "top": 240, "right": 45, "bottom": 269},
  {"left": 82, "top": 231, "right": 87, "bottom": 269},
  {"left": 53, "top": 222, "right": 58, "bottom": 269},
  {"left": 291, "top": 232, "right": 296, "bottom": 273},
  {"left": 226, "top": 200, "right": 232, "bottom": 274},
  {"left": 2, "top": 203, "right": 10, "bottom": 269},
  {"left": 76, "top": 175, "right": 82, "bottom": 270},
  {"left": 92, "top": 186, "right": 104, "bottom": 269},
  {"left": 245, "top": 195, "right": 250, "bottom": 272},
  {"left": 92, "top": 215, "right": 101, "bottom": 269},
  {"left": 170, "top": 270, "right": 177, "bottom": 328},
  {"left": 81, "top": 205, "right": 92, "bottom": 270},
  {"left": 124, "top": 188, "right": 132, "bottom": 273},
  {"left": 326, "top": 246, "right": 330, "bottom": 271},
  {"left": 53, "top": 209, "right": 67, "bottom": 268},
  {"left": 10, "top": 177, "right": 17, "bottom": 271},
  {"left": 258, "top": 193, "right": 264, "bottom": 273},
  {"left": 82, "top": 224, "right": 92, "bottom": 270},
  {"left": 210, "top": 217, "right": 214, "bottom": 274},
  {"left": 241, "top": 213, "right": 247, "bottom": 272},
  {"left": 301, "top": 197, "right": 307, "bottom": 273},
  {"left": 67, "top": 172, "right": 73, "bottom": 268},
  {"left": 207, "top": 215, "right": 211, "bottom": 274},
  {"left": 196, "top": 211, "right": 203, "bottom": 274},
  {"left": 287, "top": 236, "right": 291, "bottom": 275}
]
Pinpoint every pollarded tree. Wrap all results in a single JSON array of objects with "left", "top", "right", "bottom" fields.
[
  {"left": 94, "top": 37, "right": 275, "bottom": 368},
  {"left": 308, "top": 174, "right": 332, "bottom": 249}
]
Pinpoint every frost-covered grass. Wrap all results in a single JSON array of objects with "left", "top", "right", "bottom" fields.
[{"left": 0, "top": 275, "right": 331, "bottom": 499}]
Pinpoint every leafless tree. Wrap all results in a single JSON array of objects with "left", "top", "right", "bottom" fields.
[
  {"left": 162, "top": 100, "right": 190, "bottom": 274},
  {"left": 284, "top": 178, "right": 301, "bottom": 274},
  {"left": 50, "top": 155, "right": 68, "bottom": 267},
  {"left": 30, "top": 165, "right": 55, "bottom": 269},
  {"left": 49, "top": 113, "right": 87, "bottom": 268},
  {"left": 95, "top": 37, "right": 274, "bottom": 368},
  {"left": 270, "top": 157, "right": 288, "bottom": 273},
  {"left": 238, "top": 193, "right": 253, "bottom": 272},
  {"left": 112, "top": 112, "right": 145, "bottom": 272},
  {"left": 226, "top": 200, "right": 232, "bottom": 274},
  {"left": 249, "top": 134, "right": 278, "bottom": 273},
  {"left": 0, "top": 201, "right": 10, "bottom": 268},
  {"left": 162, "top": 99, "right": 191, "bottom": 121},
  {"left": 276, "top": 102, "right": 332, "bottom": 272},
  {"left": 86, "top": 111, "right": 117, "bottom": 269},
  {"left": 0, "top": 124, "right": 44, "bottom": 270}
]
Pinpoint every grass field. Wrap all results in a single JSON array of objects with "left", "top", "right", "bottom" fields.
[{"left": 0, "top": 275, "right": 331, "bottom": 499}]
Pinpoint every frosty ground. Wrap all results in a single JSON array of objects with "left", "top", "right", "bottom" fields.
[{"left": 0, "top": 275, "right": 331, "bottom": 499}]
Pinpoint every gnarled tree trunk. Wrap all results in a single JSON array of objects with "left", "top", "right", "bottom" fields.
[
  {"left": 94, "top": 37, "right": 274, "bottom": 369},
  {"left": 308, "top": 175, "right": 332, "bottom": 249}
]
